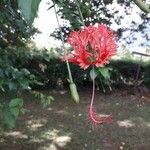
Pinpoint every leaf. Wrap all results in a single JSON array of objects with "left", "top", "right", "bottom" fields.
[
  {"left": 48, "top": 96, "right": 54, "bottom": 101},
  {"left": 17, "top": 0, "right": 41, "bottom": 25},
  {"left": 19, "top": 78, "right": 30, "bottom": 90},
  {"left": 98, "top": 68, "right": 110, "bottom": 80},
  {"left": 9, "top": 98, "right": 23, "bottom": 108},
  {"left": 21, "top": 68, "right": 30, "bottom": 76},
  {"left": 10, "top": 107, "right": 19, "bottom": 118},
  {"left": 3, "top": 110, "right": 16, "bottom": 129},
  {"left": 90, "top": 69, "right": 98, "bottom": 80},
  {"left": 58, "top": 0, "right": 64, "bottom": 3},
  {"left": 0, "top": 79, "right": 4, "bottom": 92},
  {"left": 8, "top": 81, "right": 17, "bottom": 91},
  {"left": 43, "top": 53, "right": 51, "bottom": 62},
  {"left": 0, "top": 69, "right": 4, "bottom": 77}
]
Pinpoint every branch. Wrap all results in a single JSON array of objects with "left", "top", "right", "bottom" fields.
[
  {"left": 132, "top": 51, "right": 150, "bottom": 57},
  {"left": 47, "top": 4, "right": 55, "bottom": 10},
  {"left": 133, "top": 0, "right": 150, "bottom": 13}
]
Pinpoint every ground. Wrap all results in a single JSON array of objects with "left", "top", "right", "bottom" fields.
[{"left": 0, "top": 88, "right": 150, "bottom": 150}]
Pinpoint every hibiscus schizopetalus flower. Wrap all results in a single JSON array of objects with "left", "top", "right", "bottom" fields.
[
  {"left": 65, "top": 24, "right": 117, "bottom": 70},
  {"left": 65, "top": 24, "right": 117, "bottom": 125}
]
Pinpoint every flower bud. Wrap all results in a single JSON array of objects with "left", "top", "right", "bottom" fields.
[{"left": 69, "top": 83, "right": 80, "bottom": 103}]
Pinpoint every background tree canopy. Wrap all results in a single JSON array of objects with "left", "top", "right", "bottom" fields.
[
  {"left": 0, "top": 0, "right": 35, "bottom": 49},
  {"left": 0, "top": 0, "right": 46, "bottom": 129},
  {"left": 50, "top": 0, "right": 150, "bottom": 48}
]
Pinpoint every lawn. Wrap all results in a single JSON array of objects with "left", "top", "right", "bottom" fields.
[{"left": 0, "top": 88, "right": 150, "bottom": 150}]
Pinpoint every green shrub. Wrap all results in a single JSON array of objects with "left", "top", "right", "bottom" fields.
[
  {"left": 29, "top": 58, "right": 149, "bottom": 89},
  {"left": 143, "top": 61, "right": 150, "bottom": 88},
  {"left": 0, "top": 47, "right": 53, "bottom": 129},
  {"left": 109, "top": 59, "right": 150, "bottom": 87}
]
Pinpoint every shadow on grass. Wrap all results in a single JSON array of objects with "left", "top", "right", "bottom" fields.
[{"left": 0, "top": 90, "right": 150, "bottom": 150}]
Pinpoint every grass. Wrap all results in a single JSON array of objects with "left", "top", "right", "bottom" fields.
[{"left": 0, "top": 88, "right": 150, "bottom": 150}]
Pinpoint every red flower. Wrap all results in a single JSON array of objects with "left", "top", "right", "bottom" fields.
[
  {"left": 63, "top": 24, "right": 117, "bottom": 126},
  {"left": 65, "top": 24, "right": 117, "bottom": 69}
]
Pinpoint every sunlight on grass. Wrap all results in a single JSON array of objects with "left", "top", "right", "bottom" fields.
[
  {"left": 0, "top": 138, "right": 5, "bottom": 143},
  {"left": 1, "top": 90, "right": 150, "bottom": 149},
  {"left": 117, "top": 117, "right": 150, "bottom": 128},
  {"left": 26, "top": 118, "right": 47, "bottom": 131},
  {"left": 144, "top": 122, "right": 150, "bottom": 128},
  {"left": 41, "top": 129, "right": 59, "bottom": 140},
  {"left": 55, "top": 110, "right": 69, "bottom": 115},
  {"left": 130, "top": 117, "right": 150, "bottom": 128},
  {"left": 40, "top": 129, "right": 71, "bottom": 150},
  {"left": 52, "top": 90, "right": 67, "bottom": 95},
  {"left": 41, "top": 135, "right": 71, "bottom": 150},
  {"left": 29, "top": 137, "right": 44, "bottom": 143},
  {"left": 117, "top": 120, "right": 135, "bottom": 128},
  {"left": 47, "top": 107, "right": 53, "bottom": 111},
  {"left": 4, "top": 131, "right": 28, "bottom": 139},
  {"left": 47, "top": 107, "right": 69, "bottom": 115},
  {"left": 55, "top": 136, "right": 71, "bottom": 147}
]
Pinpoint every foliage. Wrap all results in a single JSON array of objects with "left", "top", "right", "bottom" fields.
[
  {"left": 96, "top": 67, "right": 112, "bottom": 92},
  {"left": 0, "top": 98, "right": 24, "bottom": 129},
  {"left": 0, "top": 0, "right": 38, "bottom": 49},
  {"left": 0, "top": 0, "right": 40, "bottom": 129},
  {"left": 110, "top": 59, "right": 150, "bottom": 87},
  {"left": 0, "top": 47, "right": 37, "bottom": 92},
  {"left": 0, "top": 0, "right": 54, "bottom": 130},
  {"left": 143, "top": 61, "right": 150, "bottom": 88},
  {"left": 31, "top": 91, "right": 54, "bottom": 108},
  {"left": 17, "top": 0, "right": 41, "bottom": 25},
  {"left": 51, "top": 0, "right": 114, "bottom": 40},
  {"left": 50, "top": 0, "right": 150, "bottom": 48},
  {"left": 26, "top": 57, "right": 150, "bottom": 90},
  {"left": 0, "top": 46, "right": 55, "bottom": 129},
  {"left": 0, "top": 48, "right": 30, "bottom": 129},
  {"left": 90, "top": 67, "right": 112, "bottom": 92}
]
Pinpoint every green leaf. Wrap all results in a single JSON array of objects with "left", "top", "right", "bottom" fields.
[
  {"left": 19, "top": 78, "right": 30, "bottom": 90},
  {"left": 0, "top": 79, "right": 4, "bottom": 92},
  {"left": 8, "top": 81, "right": 17, "bottom": 91},
  {"left": 3, "top": 110, "right": 16, "bottom": 129},
  {"left": 9, "top": 98, "right": 23, "bottom": 108},
  {"left": 98, "top": 68, "right": 110, "bottom": 80},
  {"left": 43, "top": 53, "right": 51, "bottom": 62},
  {"left": 17, "top": 0, "right": 41, "bottom": 25},
  {"left": 90, "top": 68, "right": 98, "bottom": 80},
  {"left": 10, "top": 107, "right": 19, "bottom": 118},
  {"left": 21, "top": 68, "right": 30, "bottom": 76}
]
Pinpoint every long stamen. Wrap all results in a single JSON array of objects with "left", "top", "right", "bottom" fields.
[{"left": 88, "top": 66, "right": 113, "bottom": 125}]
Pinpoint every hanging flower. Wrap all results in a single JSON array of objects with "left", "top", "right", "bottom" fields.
[
  {"left": 64, "top": 24, "right": 117, "bottom": 125},
  {"left": 65, "top": 24, "right": 117, "bottom": 70}
]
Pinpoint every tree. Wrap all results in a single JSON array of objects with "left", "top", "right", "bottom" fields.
[
  {"left": 50, "top": 0, "right": 150, "bottom": 48},
  {"left": 0, "top": 0, "right": 41, "bottom": 129},
  {"left": 0, "top": 0, "right": 33, "bottom": 49}
]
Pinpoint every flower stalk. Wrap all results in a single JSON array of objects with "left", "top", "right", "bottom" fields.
[
  {"left": 53, "top": 2, "right": 79, "bottom": 103},
  {"left": 88, "top": 65, "right": 113, "bottom": 125},
  {"left": 74, "top": 0, "right": 85, "bottom": 27},
  {"left": 70, "top": 0, "right": 117, "bottom": 125}
]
